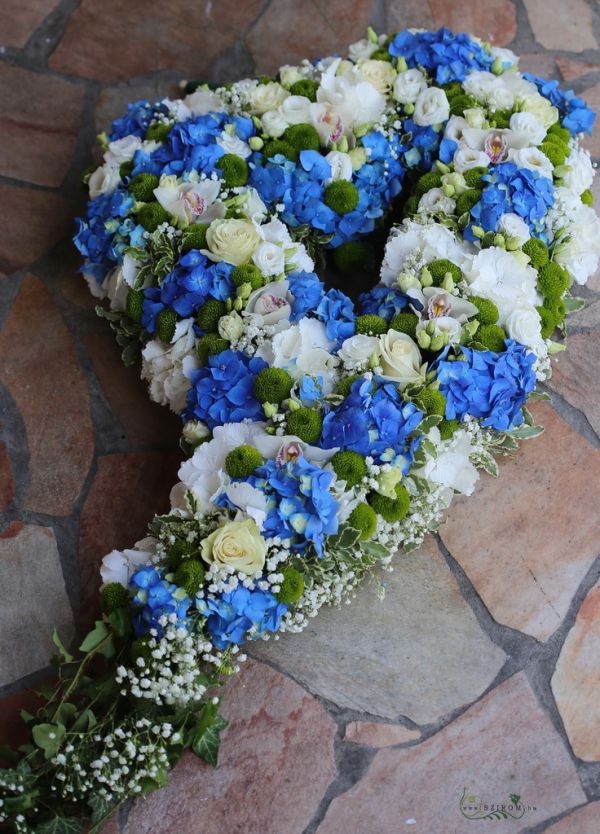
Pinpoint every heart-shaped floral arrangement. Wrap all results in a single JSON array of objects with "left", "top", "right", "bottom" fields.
[{"left": 1, "top": 27, "right": 597, "bottom": 834}]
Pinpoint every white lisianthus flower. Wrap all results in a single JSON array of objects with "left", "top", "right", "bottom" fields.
[
  {"left": 413, "top": 87, "right": 450, "bottom": 126},
  {"left": 279, "top": 95, "right": 313, "bottom": 125},
  {"left": 378, "top": 330, "right": 427, "bottom": 387},
  {"left": 462, "top": 107, "right": 487, "bottom": 129},
  {"left": 88, "top": 162, "right": 121, "bottom": 198},
  {"left": 183, "top": 88, "right": 224, "bottom": 115},
  {"left": 358, "top": 59, "right": 396, "bottom": 94},
  {"left": 256, "top": 217, "right": 314, "bottom": 272},
  {"left": 217, "top": 131, "right": 251, "bottom": 159},
  {"left": 177, "top": 421, "right": 267, "bottom": 510},
  {"left": 502, "top": 73, "right": 538, "bottom": 98},
  {"left": 154, "top": 177, "right": 226, "bottom": 225},
  {"left": 453, "top": 147, "right": 490, "bottom": 173},
  {"left": 240, "top": 188, "right": 268, "bottom": 224},
  {"left": 141, "top": 318, "right": 199, "bottom": 413},
  {"left": 245, "top": 281, "right": 292, "bottom": 326},
  {"left": 100, "top": 544, "right": 155, "bottom": 587},
  {"left": 104, "top": 135, "right": 142, "bottom": 165},
  {"left": 562, "top": 147, "right": 594, "bottom": 196},
  {"left": 418, "top": 188, "right": 455, "bottom": 216},
  {"left": 505, "top": 308, "right": 545, "bottom": 356},
  {"left": 508, "top": 146, "right": 554, "bottom": 180},
  {"left": 250, "top": 81, "right": 289, "bottom": 114},
  {"left": 496, "top": 213, "right": 531, "bottom": 246},
  {"left": 417, "top": 428, "right": 479, "bottom": 496},
  {"left": 252, "top": 241, "right": 285, "bottom": 276},
  {"left": 553, "top": 203, "right": 600, "bottom": 285},
  {"left": 325, "top": 150, "right": 353, "bottom": 181},
  {"left": 348, "top": 37, "right": 378, "bottom": 63},
  {"left": 105, "top": 252, "right": 139, "bottom": 312},
  {"left": 509, "top": 111, "right": 546, "bottom": 146},
  {"left": 201, "top": 519, "right": 267, "bottom": 575},
  {"left": 490, "top": 46, "right": 518, "bottom": 67},
  {"left": 261, "top": 109, "right": 289, "bottom": 137},
  {"left": 272, "top": 318, "right": 338, "bottom": 392},
  {"left": 203, "top": 218, "right": 262, "bottom": 265},
  {"left": 338, "top": 334, "right": 380, "bottom": 368},
  {"left": 463, "top": 71, "right": 498, "bottom": 102},
  {"left": 486, "top": 82, "right": 514, "bottom": 110},
  {"left": 392, "top": 68, "right": 427, "bottom": 104},
  {"left": 417, "top": 315, "right": 462, "bottom": 344}
]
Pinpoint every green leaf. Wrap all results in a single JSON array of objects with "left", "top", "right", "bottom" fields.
[
  {"left": 564, "top": 296, "right": 586, "bottom": 312},
  {"left": 38, "top": 815, "right": 83, "bottom": 834},
  {"left": 108, "top": 607, "right": 133, "bottom": 637},
  {"left": 360, "top": 540, "right": 390, "bottom": 559},
  {"left": 478, "top": 453, "right": 499, "bottom": 478},
  {"left": 54, "top": 702, "right": 77, "bottom": 726},
  {"left": 71, "top": 708, "right": 97, "bottom": 734},
  {"left": 52, "top": 628, "right": 73, "bottom": 663},
  {"left": 79, "top": 620, "right": 109, "bottom": 653},
  {"left": 507, "top": 424, "right": 544, "bottom": 440},
  {"left": 121, "top": 340, "right": 141, "bottom": 366},
  {"left": 32, "top": 722, "right": 66, "bottom": 760},
  {"left": 190, "top": 702, "right": 228, "bottom": 767},
  {"left": 418, "top": 414, "right": 443, "bottom": 433},
  {"left": 0, "top": 744, "right": 19, "bottom": 764},
  {"left": 88, "top": 794, "right": 114, "bottom": 826}
]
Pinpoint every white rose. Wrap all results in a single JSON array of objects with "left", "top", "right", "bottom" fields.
[
  {"left": 509, "top": 111, "right": 546, "bottom": 146},
  {"left": 245, "top": 281, "right": 292, "bottom": 325},
  {"left": 261, "top": 109, "right": 288, "bottom": 138},
  {"left": 104, "top": 135, "right": 142, "bottom": 165},
  {"left": 250, "top": 81, "right": 289, "bottom": 114},
  {"left": 562, "top": 147, "right": 594, "bottom": 196},
  {"left": 418, "top": 187, "right": 455, "bottom": 216},
  {"left": 508, "top": 147, "right": 553, "bottom": 180},
  {"left": 418, "top": 428, "right": 479, "bottom": 496},
  {"left": 378, "top": 330, "right": 426, "bottom": 387},
  {"left": 325, "top": 150, "right": 353, "bottom": 182},
  {"left": 279, "top": 65, "right": 303, "bottom": 87},
  {"left": 453, "top": 147, "right": 490, "bottom": 173},
  {"left": 348, "top": 37, "right": 378, "bottom": 63},
  {"left": 201, "top": 518, "right": 266, "bottom": 575},
  {"left": 100, "top": 546, "right": 154, "bottom": 587},
  {"left": 505, "top": 308, "right": 545, "bottom": 355},
  {"left": 252, "top": 241, "right": 285, "bottom": 276},
  {"left": 393, "top": 68, "right": 427, "bottom": 104},
  {"left": 88, "top": 163, "right": 121, "bottom": 199},
  {"left": 358, "top": 59, "right": 396, "bottom": 94},
  {"left": 183, "top": 88, "right": 224, "bottom": 115},
  {"left": 279, "top": 95, "right": 313, "bottom": 125},
  {"left": 338, "top": 334, "right": 380, "bottom": 368},
  {"left": 154, "top": 177, "right": 226, "bottom": 225},
  {"left": 218, "top": 311, "right": 244, "bottom": 341},
  {"left": 413, "top": 87, "right": 450, "bottom": 127},
  {"left": 463, "top": 108, "right": 487, "bottom": 129},
  {"left": 496, "top": 213, "right": 531, "bottom": 246},
  {"left": 203, "top": 219, "right": 262, "bottom": 265},
  {"left": 141, "top": 318, "right": 199, "bottom": 412},
  {"left": 520, "top": 93, "right": 559, "bottom": 129}
]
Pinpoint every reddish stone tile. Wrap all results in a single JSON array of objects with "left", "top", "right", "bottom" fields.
[
  {"left": 0, "top": 274, "right": 93, "bottom": 515},
  {"left": 0, "top": 64, "right": 84, "bottom": 188},
  {"left": 49, "top": 0, "right": 262, "bottom": 81},
  {"left": 551, "top": 578, "right": 600, "bottom": 761},
  {"left": 124, "top": 658, "right": 337, "bottom": 834},
  {"left": 97, "top": 819, "right": 119, "bottom": 834},
  {"left": 247, "top": 0, "right": 373, "bottom": 75},
  {"left": 524, "top": 0, "right": 597, "bottom": 51},
  {"left": 543, "top": 802, "right": 600, "bottom": 832},
  {"left": 0, "top": 686, "right": 49, "bottom": 757},
  {"left": 317, "top": 673, "right": 586, "bottom": 834},
  {"left": 81, "top": 323, "right": 182, "bottom": 448},
  {"left": 0, "top": 0, "right": 59, "bottom": 48},
  {"left": 344, "top": 721, "right": 420, "bottom": 747},
  {"left": 0, "top": 443, "right": 14, "bottom": 512},
  {"left": 518, "top": 53, "right": 557, "bottom": 79},
  {"left": 79, "top": 452, "right": 181, "bottom": 626},
  {"left": 0, "top": 185, "right": 69, "bottom": 276},
  {"left": 581, "top": 83, "right": 600, "bottom": 158},
  {"left": 386, "top": 0, "right": 434, "bottom": 32},
  {"left": 557, "top": 57, "right": 600, "bottom": 82},
  {"left": 0, "top": 520, "right": 23, "bottom": 539},
  {"left": 440, "top": 403, "right": 600, "bottom": 640},
  {"left": 549, "top": 331, "right": 600, "bottom": 438},
  {"left": 429, "top": 0, "right": 517, "bottom": 45}
]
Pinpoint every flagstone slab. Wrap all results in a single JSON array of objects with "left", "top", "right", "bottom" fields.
[
  {"left": 252, "top": 537, "right": 506, "bottom": 724},
  {"left": 344, "top": 721, "right": 420, "bottom": 747},
  {"left": 317, "top": 673, "right": 586, "bottom": 834},
  {"left": 0, "top": 185, "right": 69, "bottom": 276},
  {"left": 548, "top": 330, "right": 600, "bottom": 438},
  {"left": 0, "top": 0, "right": 58, "bottom": 48},
  {"left": 524, "top": 0, "right": 597, "bottom": 52},
  {"left": 0, "top": 524, "right": 74, "bottom": 687},
  {"left": 440, "top": 403, "right": 600, "bottom": 641},
  {"left": 0, "top": 443, "right": 14, "bottom": 512},
  {"left": 123, "top": 659, "right": 336, "bottom": 834},
  {"left": 581, "top": 82, "right": 600, "bottom": 157},
  {"left": 557, "top": 57, "right": 600, "bottom": 82},
  {"left": 429, "top": 0, "right": 517, "bottom": 45},
  {"left": 543, "top": 802, "right": 600, "bottom": 832},
  {"left": 551, "top": 578, "right": 600, "bottom": 761},
  {"left": 0, "top": 274, "right": 94, "bottom": 516}
]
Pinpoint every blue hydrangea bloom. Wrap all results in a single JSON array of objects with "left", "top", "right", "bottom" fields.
[
  {"left": 523, "top": 74, "right": 596, "bottom": 136},
  {"left": 437, "top": 341, "right": 537, "bottom": 431},
  {"left": 359, "top": 286, "right": 411, "bottom": 321},
  {"left": 321, "top": 377, "right": 424, "bottom": 468},
  {"left": 288, "top": 271, "right": 326, "bottom": 321},
  {"left": 74, "top": 189, "right": 138, "bottom": 281},
  {"left": 130, "top": 566, "right": 191, "bottom": 637},
  {"left": 298, "top": 375, "right": 324, "bottom": 406},
  {"left": 388, "top": 27, "right": 495, "bottom": 83},
  {"left": 109, "top": 99, "right": 165, "bottom": 141},
  {"left": 315, "top": 289, "right": 356, "bottom": 347},
  {"left": 200, "top": 587, "right": 288, "bottom": 649},
  {"left": 248, "top": 457, "right": 339, "bottom": 556},
  {"left": 467, "top": 163, "right": 554, "bottom": 239},
  {"left": 183, "top": 350, "right": 268, "bottom": 427}
]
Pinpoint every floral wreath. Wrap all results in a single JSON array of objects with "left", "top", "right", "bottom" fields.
[{"left": 1, "top": 27, "right": 597, "bottom": 834}]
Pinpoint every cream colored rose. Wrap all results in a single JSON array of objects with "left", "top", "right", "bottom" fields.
[
  {"left": 250, "top": 82, "right": 289, "bottom": 114},
  {"left": 358, "top": 59, "right": 396, "bottom": 94},
  {"left": 520, "top": 93, "right": 558, "bottom": 130},
  {"left": 201, "top": 519, "right": 266, "bottom": 574},
  {"left": 204, "top": 219, "right": 261, "bottom": 265},
  {"left": 378, "top": 329, "right": 427, "bottom": 387}
]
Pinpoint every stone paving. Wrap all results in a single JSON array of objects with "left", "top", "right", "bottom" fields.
[{"left": 1, "top": 1, "right": 600, "bottom": 832}]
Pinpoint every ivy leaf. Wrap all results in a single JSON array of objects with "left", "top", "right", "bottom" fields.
[
  {"left": 52, "top": 628, "right": 73, "bottom": 663},
  {"left": 88, "top": 794, "right": 114, "bottom": 826},
  {"left": 79, "top": 620, "right": 109, "bottom": 654},
  {"left": 507, "top": 424, "right": 544, "bottom": 440},
  {"left": 190, "top": 702, "right": 228, "bottom": 767},
  {"left": 478, "top": 453, "right": 499, "bottom": 478},
  {"left": 108, "top": 607, "right": 133, "bottom": 637},
  {"left": 38, "top": 815, "right": 83, "bottom": 834},
  {"left": 360, "top": 540, "right": 389, "bottom": 559},
  {"left": 32, "top": 723, "right": 66, "bottom": 760}
]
